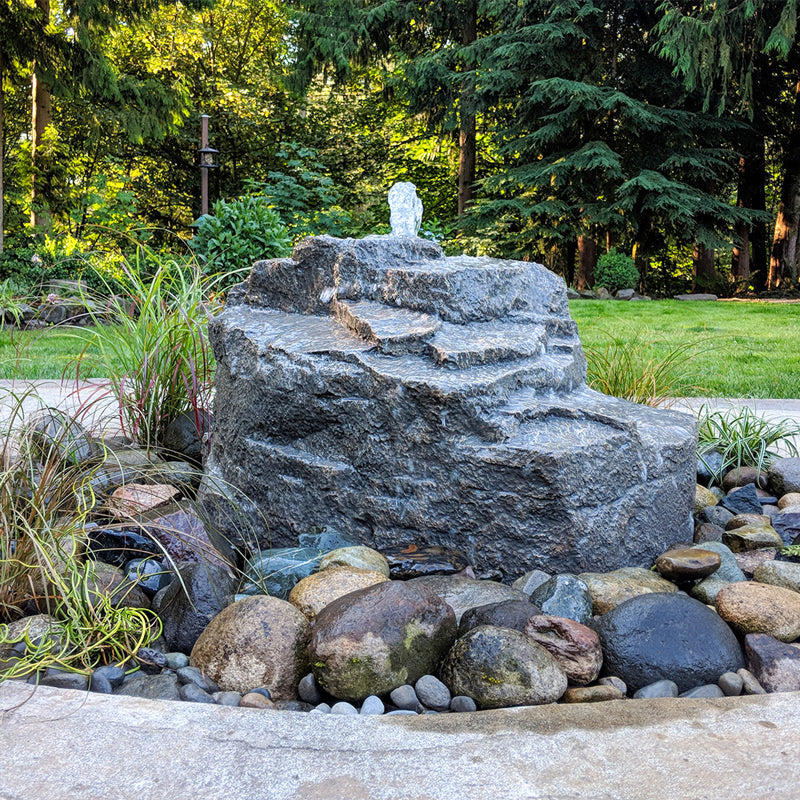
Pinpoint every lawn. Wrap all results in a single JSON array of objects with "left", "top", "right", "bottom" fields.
[
  {"left": 570, "top": 299, "right": 800, "bottom": 399},
  {"left": 1, "top": 299, "right": 798, "bottom": 397}
]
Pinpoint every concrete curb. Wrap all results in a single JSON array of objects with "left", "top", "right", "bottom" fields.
[{"left": 0, "top": 681, "right": 798, "bottom": 799}]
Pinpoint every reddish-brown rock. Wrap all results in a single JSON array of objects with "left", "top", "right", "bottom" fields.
[{"left": 523, "top": 615, "right": 603, "bottom": 686}]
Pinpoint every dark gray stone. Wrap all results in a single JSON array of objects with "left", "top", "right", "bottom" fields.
[
  {"left": 92, "top": 665, "right": 125, "bottom": 688},
  {"left": 595, "top": 592, "right": 744, "bottom": 693},
  {"left": 135, "top": 648, "right": 168, "bottom": 674},
  {"left": 164, "top": 652, "right": 190, "bottom": 671},
  {"left": 718, "top": 671, "right": 743, "bottom": 696},
  {"left": 389, "top": 685, "right": 419, "bottom": 711},
  {"left": 458, "top": 599, "right": 541, "bottom": 637},
  {"left": 767, "top": 458, "right": 800, "bottom": 495},
  {"left": 773, "top": 511, "right": 800, "bottom": 545},
  {"left": 414, "top": 675, "right": 451, "bottom": 711},
  {"left": 697, "top": 451, "right": 724, "bottom": 485},
  {"left": 162, "top": 409, "right": 212, "bottom": 465},
  {"left": 179, "top": 683, "right": 215, "bottom": 703},
  {"left": 88, "top": 673, "right": 113, "bottom": 694},
  {"left": 214, "top": 691, "right": 243, "bottom": 706},
  {"left": 201, "top": 235, "right": 696, "bottom": 577},
  {"left": 123, "top": 557, "right": 171, "bottom": 596},
  {"left": 632, "top": 680, "right": 678, "bottom": 699},
  {"left": 719, "top": 484, "right": 763, "bottom": 516},
  {"left": 176, "top": 666, "right": 219, "bottom": 693},
  {"left": 115, "top": 673, "right": 181, "bottom": 701},
  {"left": 242, "top": 547, "right": 326, "bottom": 600},
  {"left": 23, "top": 408, "right": 95, "bottom": 466},
  {"left": 529, "top": 574, "right": 593, "bottom": 626},
  {"left": 273, "top": 700, "right": 314, "bottom": 712},
  {"left": 38, "top": 670, "right": 89, "bottom": 691},
  {"left": 449, "top": 695, "right": 477, "bottom": 713},
  {"left": 298, "top": 673, "right": 322, "bottom": 704},
  {"left": 697, "top": 505, "right": 735, "bottom": 528},
  {"left": 152, "top": 562, "right": 238, "bottom": 654}
]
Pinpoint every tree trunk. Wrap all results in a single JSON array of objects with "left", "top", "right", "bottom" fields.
[
  {"left": 576, "top": 234, "right": 596, "bottom": 290},
  {"left": 30, "top": 0, "right": 52, "bottom": 234},
  {"left": 0, "top": 50, "right": 5, "bottom": 254},
  {"left": 769, "top": 79, "right": 800, "bottom": 288},
  {"left": 693, "top": 243, "right": 716, "bottom": 288},
  {"left": 731, "top": 156, "right": 750, "bottom": 279},
  {"left": 562, "top": 238, "right": 576, "bottom": 287},
  {"left": 457, "top": 1, "right": 477, "bottom": 217}
]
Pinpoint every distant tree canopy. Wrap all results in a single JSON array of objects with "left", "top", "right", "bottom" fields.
[{"left": 1, "top": 0, "right": 799, "bottom": 292}]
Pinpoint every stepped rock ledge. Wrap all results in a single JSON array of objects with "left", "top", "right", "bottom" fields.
[{"left": 201, "top": 235, "right": 696, "bottom": 576}]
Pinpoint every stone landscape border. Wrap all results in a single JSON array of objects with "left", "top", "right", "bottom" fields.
[{"left": 1, "top": 681, "right": 798, "bottom": 799}]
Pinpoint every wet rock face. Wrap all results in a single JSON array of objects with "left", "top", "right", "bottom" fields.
[{"left": 203, "top": 235, "right": 696, "bottom": 575}]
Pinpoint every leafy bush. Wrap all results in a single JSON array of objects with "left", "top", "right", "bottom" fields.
[
  {"left": 697, "top": 405, "right": 800, "bottom": 483},
  {"left": 190, "top": 195, "right": 292, "bottom": 285},
  {"left": 594, "top": 249, "right": 639, "bottom": 292}
]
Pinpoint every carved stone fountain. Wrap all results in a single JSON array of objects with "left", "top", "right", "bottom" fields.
[{"left": 201, "top": 185, "right": 696, "bottom": 577}]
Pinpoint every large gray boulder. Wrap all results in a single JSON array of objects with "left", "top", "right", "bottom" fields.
[{"left": 201, "top": 235, "right": 696, "bottom": 576}]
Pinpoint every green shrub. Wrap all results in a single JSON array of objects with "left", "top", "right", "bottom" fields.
[
  {"left": 190, "top": 195, "right": 292, "bottom": 285},
  {"left": 594, "top": 249, "right": 639, "bottom": 292}
]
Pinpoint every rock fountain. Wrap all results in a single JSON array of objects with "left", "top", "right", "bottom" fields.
[{"left": 201, "top": 184, "right": 696, "bottom": 577}]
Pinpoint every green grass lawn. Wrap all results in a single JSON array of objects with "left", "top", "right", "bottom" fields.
[
  {"left": 0, "top": 326, "right": 115, "bottom": 380},
  {"left": 570, "top": 299, "right": 800, "bottom": 399},
  {"left": 1, "top": 299, "right": 799, "bottom": 397}
]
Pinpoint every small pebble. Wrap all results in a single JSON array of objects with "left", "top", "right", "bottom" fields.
[
  {"left": 597, "top": 676, "right": 627, "bottom": 696},
  {"left": 679, "top": 684, "right": 725, "bottom": 699},
  {"left": 92, "top": 665, "right": 125, "bottom": 688},
  {"left": 176, "top": 666, "right": 219, "bottom": 693},
  {"left": 737, "top": 668, "right": 767, "bottom": 695},
  {"left": 214, "top": 691, "right": 243, "bottom": 706},
  {"left": 88, "top": 673, "right": 113, "bottom": 694},
  {"left": 414, "top": 675, "right": 451, "bottom": 711},
  {"left": 386, "top": 709, "right": 418, "bottom": 715},
  {"left": 632, "top": 680, "right": 679, "bottom": 699},
  {"left": 247, "top": 687, "right": 272, "bottom": 700},
  {"left": 164, "top": 652, "right": 190, "bottom": 670},
  {"left": 360, "top": 695, "right": 385, "bottom": 715},
  {"left": 450, "top": 696, "right": 477, "bottom": 713},
  {"left": 562, "top": 685, "right": 623, "bottom": 703},
  {"left": 313, "top": 703, "right": 332, "bottom": 714},
  {"left": 179, "top": 683, "right": 215, "bottom": 703},
  {"left": 718, "top": 672, "right": 743, "bottom": 697},
  {"left": 239, "top": 692, "right": 275, "bottom": 709},
  {"left": 274, "top": 700, "right": 314, "bottom": 712},
  {"left": 389, "top": 684, "right": 419, "bottom": 711},
  {"left": 135, "top": 648, "right": 167, "bottom": 674},
  {"left": 330, "top": 701, "right": 359, "bottom": 715},
  {"left": 38, "top": 670, "right": 89, "bottom": 691},
  {"left": 298, "top": 673, "right": 322, "bottom": 704}
]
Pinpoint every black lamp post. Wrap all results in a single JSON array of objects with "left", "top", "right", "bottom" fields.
[{"left": 198, "top": 114, "right": 219, "bottom": 216}]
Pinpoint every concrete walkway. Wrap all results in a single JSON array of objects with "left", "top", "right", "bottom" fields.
[{"left": 0, "top": 681, "right": 798, "bottom": 800}]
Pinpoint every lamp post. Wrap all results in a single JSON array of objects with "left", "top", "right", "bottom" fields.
[{"left": 198, "top": 114, "right": 219, "bottom": 217}]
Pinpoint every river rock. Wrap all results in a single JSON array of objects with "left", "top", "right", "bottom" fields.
[
  {"left": 408, "top": 575, "right": 527, "bottom": 623},
  {"left": 440, "top": 625, "right": 568, "bottom": 709},
  {"left": 744, "top": 633, "right": 800, "bottom": 693},
  {"left": 242, "top": 547, "right": 326, "bottom": 600},
  {"left": 594, "top": 592, "right": 744, "bottom": 693},
  {"left": 85, "top": 561, "right": 151, "bottom": 610},
  {"left": 512, "top": 570, "right": 551, "bottom": 597},
  {"left": 24, "top": 408, "right": 96, "bottom": 466},
  {"left": 523, "top": 615, "right": 602, "bottom": 685},
  {"left": 722, "top": 524, "right": 783, "bottom": 552},
  {"left": 772, "top": 510, "right": 800, "bottom": 545},
  {"left": 202, "top": 234, "right": 696, "bottom": 577},
  {"left": 310, "top": 579, "right": 457, "bottom": 701},
  {"left": 778, "top": 492, "right": 800, "bottom": 510},
  {"left": 190, "top": 595, "right": 310, "bottom": 698},
  {"left": 719, "top": 484, "right": 763, "bottom": 516},
  {"left": 654, "top": 547, "right": 721, "bottom": 581},
  {"left": 578, "top": 567, "right": 677, "bottom": 615},
  {"left": 289, "top": 566, "right": 388, "bottom": 620},
  {"left": 767, "top": 458, "right": 800, "bottom": 495},
  {"left": 145, "top": 506, "right": 230, "bottom": 571},
  {"left": 697, "top": 451, "right": 724, "bottom": 485},
  {"left": 562, "top": 685, "right": 623, "bottom": 703},
  {"left": 87, "top": 527, "right": 162, "bottom": 567},
  {"left": 715, "top": 582, "right": 800, "bottom": 641},
  {"left": 161, "top": 408, "right": 212, "bottom": 465},
  {"left": 458, "top": 599, "right": 542, "bottom": 637},
  {"left": 153, "top": 561, "right": 238, "bottom": 653},
  {"left": 115, "top": 673, "right": 180, "bottom": 701},
  {"left": 108, "top": 483, "right": 181, "bottom": 518},
  {"left": 722, "top": 467, "right": 767, "bottom": 492},
  {"left": 414, "top": 675, "right": 451, "bottom": 710},
  {"left": 725, "top": 514, "right": 771, "bottom": 531},
  {"left": 529, "top": 574, "right": 593, "bottom": 625},
  {"left": 690, "top": 542, "right": 746, "bottom": 603},
  {"left": 697, "top": 505, "right": 734, "bottom": 528},
  {"left": 734, "top": 548, "right": 778, "bottom": 579},
  {"left": 694, "top": 522, "right": 724, "bottom": 544},
  {"left": 753, "top": 559, "right": 800, "bottom": 593},
  {"left": 381, "top": 544, "right": 471, "bottom": 579},
  {"left": 318, "top": 546, "right": 390, "bottom": 577},
  {"left": 695, "top": 485, "right": 718, "bottom": 513}
]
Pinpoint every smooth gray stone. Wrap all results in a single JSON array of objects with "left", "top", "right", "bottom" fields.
[
  {"left": 115, "top": 673, "right": 181, "bottom": 701},
  {"left": 88, "top": 673, "right": 113, "bottom": 694},
  {"left": 386, "top": 710, "right": 418, "bottom": 715},
  {"left": 214, "top": 691, "right": 243, "bottom": 706},
  {"left": 718, "top": 672, "right": 743, "bottom": 697},
  {"left": 737, "top": 668, "right": 767, "bottom": 695},
  {"left": 298, "top": 673, "right": 322, "bottom": 705},
  {"left": 164, "top": 652, "right": 190, "bottom": 671},
  {"left": 176, "top": 666, "right": 219, "bottom": 694},
  {"left": 680, "top": 685, "right": 725, "bottom": 699},
  {"left": 415, "top": 675, "right": 451, "bottom": 711},
  {"left": 597, "top": 676, "right": 627, "bottom": 696},
  {"left": 360, "top": 696, "right": 385, "bottom": 715},
  {"left": 450, "top": 695, "right": 478, "bottom": 713},
  {"left": 39, "top": 671, "right": 89, "bottom": 692},
  {"left": 633, "top": 680, "right": 679, "bottom": 699},
  {"left": 389, "top": 685, "right": 419, "bottom": 712},
  {"left": 529, "top": 574, "right": 592, "bottom": 625},
  {"left": 330, "top": 702, "right": 358, "bottom": 716},
  {"left": 179, "top": 683, "right": 215, "bottom": 704},
  {"left": 312, "top": 703, "right": 331, "bottom": 714}
]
